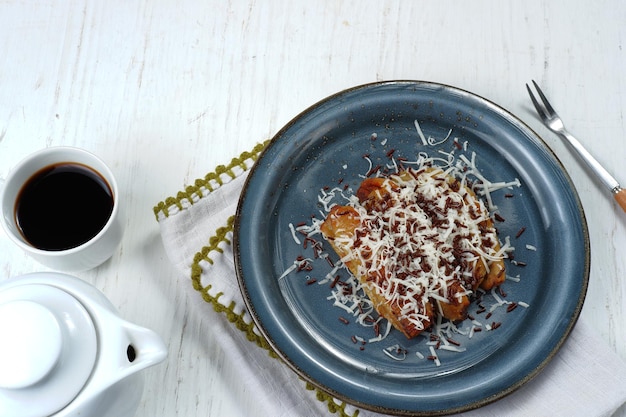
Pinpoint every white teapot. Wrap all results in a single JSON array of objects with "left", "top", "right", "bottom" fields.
[{"left": 0, "top": 272, "right": 167, "bottom": 417}]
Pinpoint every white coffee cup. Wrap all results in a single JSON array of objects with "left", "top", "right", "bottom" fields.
[{"left": 0, "top": 147, "right": 123, "bottom": 271}]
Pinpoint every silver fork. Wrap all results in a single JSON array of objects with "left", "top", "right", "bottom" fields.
[{"left": 526, "top": 80, "right": 626, "bottom": 212}]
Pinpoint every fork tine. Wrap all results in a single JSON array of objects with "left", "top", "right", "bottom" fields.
[
  {"left": 526, "top": 82, "right": 546, "bottom": 119},
  {"left": 531, "top": 80, "right": 557, "bottom": 116}
]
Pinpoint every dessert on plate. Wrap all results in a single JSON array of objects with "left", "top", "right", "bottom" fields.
[{"left": 320, "top": 167, "right": 506, "bottom": 339}]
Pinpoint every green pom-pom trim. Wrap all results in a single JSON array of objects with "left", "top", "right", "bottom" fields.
[{"left": 153, "top": 141, "right": 268, "bottom": 220}]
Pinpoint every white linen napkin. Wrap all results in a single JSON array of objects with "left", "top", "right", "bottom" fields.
[{"left": 154, "top": 144, "right": 626, "bottom": 417}]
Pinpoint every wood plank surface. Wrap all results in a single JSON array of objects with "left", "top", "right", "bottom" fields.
[{"left": 1, "top": 1, "right": 625, "bottom": 415}]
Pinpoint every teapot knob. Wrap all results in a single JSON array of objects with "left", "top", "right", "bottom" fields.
[{"left": 0, "top": 300, "right": 62, "bottom": 389}]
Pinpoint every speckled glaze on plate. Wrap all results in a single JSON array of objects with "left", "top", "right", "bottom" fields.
[{"left": 234, "top": 81, "right": 589, "bottom": 416}]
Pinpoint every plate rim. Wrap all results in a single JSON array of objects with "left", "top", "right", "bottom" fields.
[{"left": 233, "top": 80, "right": 590, "bottom": 416}]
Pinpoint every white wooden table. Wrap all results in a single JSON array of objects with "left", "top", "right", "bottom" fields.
[{"left": 1, "top": 1, "right": 625, "bottom": 415}]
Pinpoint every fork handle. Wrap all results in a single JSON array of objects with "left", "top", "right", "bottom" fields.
[
  {"left": 615, "top": 188, "right": 626, "bottom": 213},
  {"left": 560, "top": 131, "right": 621, "bottom": 192}
]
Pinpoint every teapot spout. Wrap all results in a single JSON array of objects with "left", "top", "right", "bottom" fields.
[
  {"left": 122, "top": 321, "right": 168, "bottom": 371},
  {"left": 50, "top": 306, "right": 168, "bottom": 417},
  {"left": 85, "top": 310, "right": 168, "bottom": 394}
]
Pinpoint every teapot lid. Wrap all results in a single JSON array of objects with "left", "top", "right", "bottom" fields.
[{"left": 0, "top": 283, "right": 97, "bottom": 417}]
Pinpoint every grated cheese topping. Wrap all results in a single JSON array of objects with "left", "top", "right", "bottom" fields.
[{"left": 331, "top": 167, "right": 506, "bottom": 336}]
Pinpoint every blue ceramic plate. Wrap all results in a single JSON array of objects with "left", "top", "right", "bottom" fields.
[{"left": 234, "top": 81, "right": 589, "bottom": 415}]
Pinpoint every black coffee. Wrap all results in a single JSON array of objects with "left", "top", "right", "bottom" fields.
[{"left": 15, "top": 163, "right": 114, "bottom": 251}]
